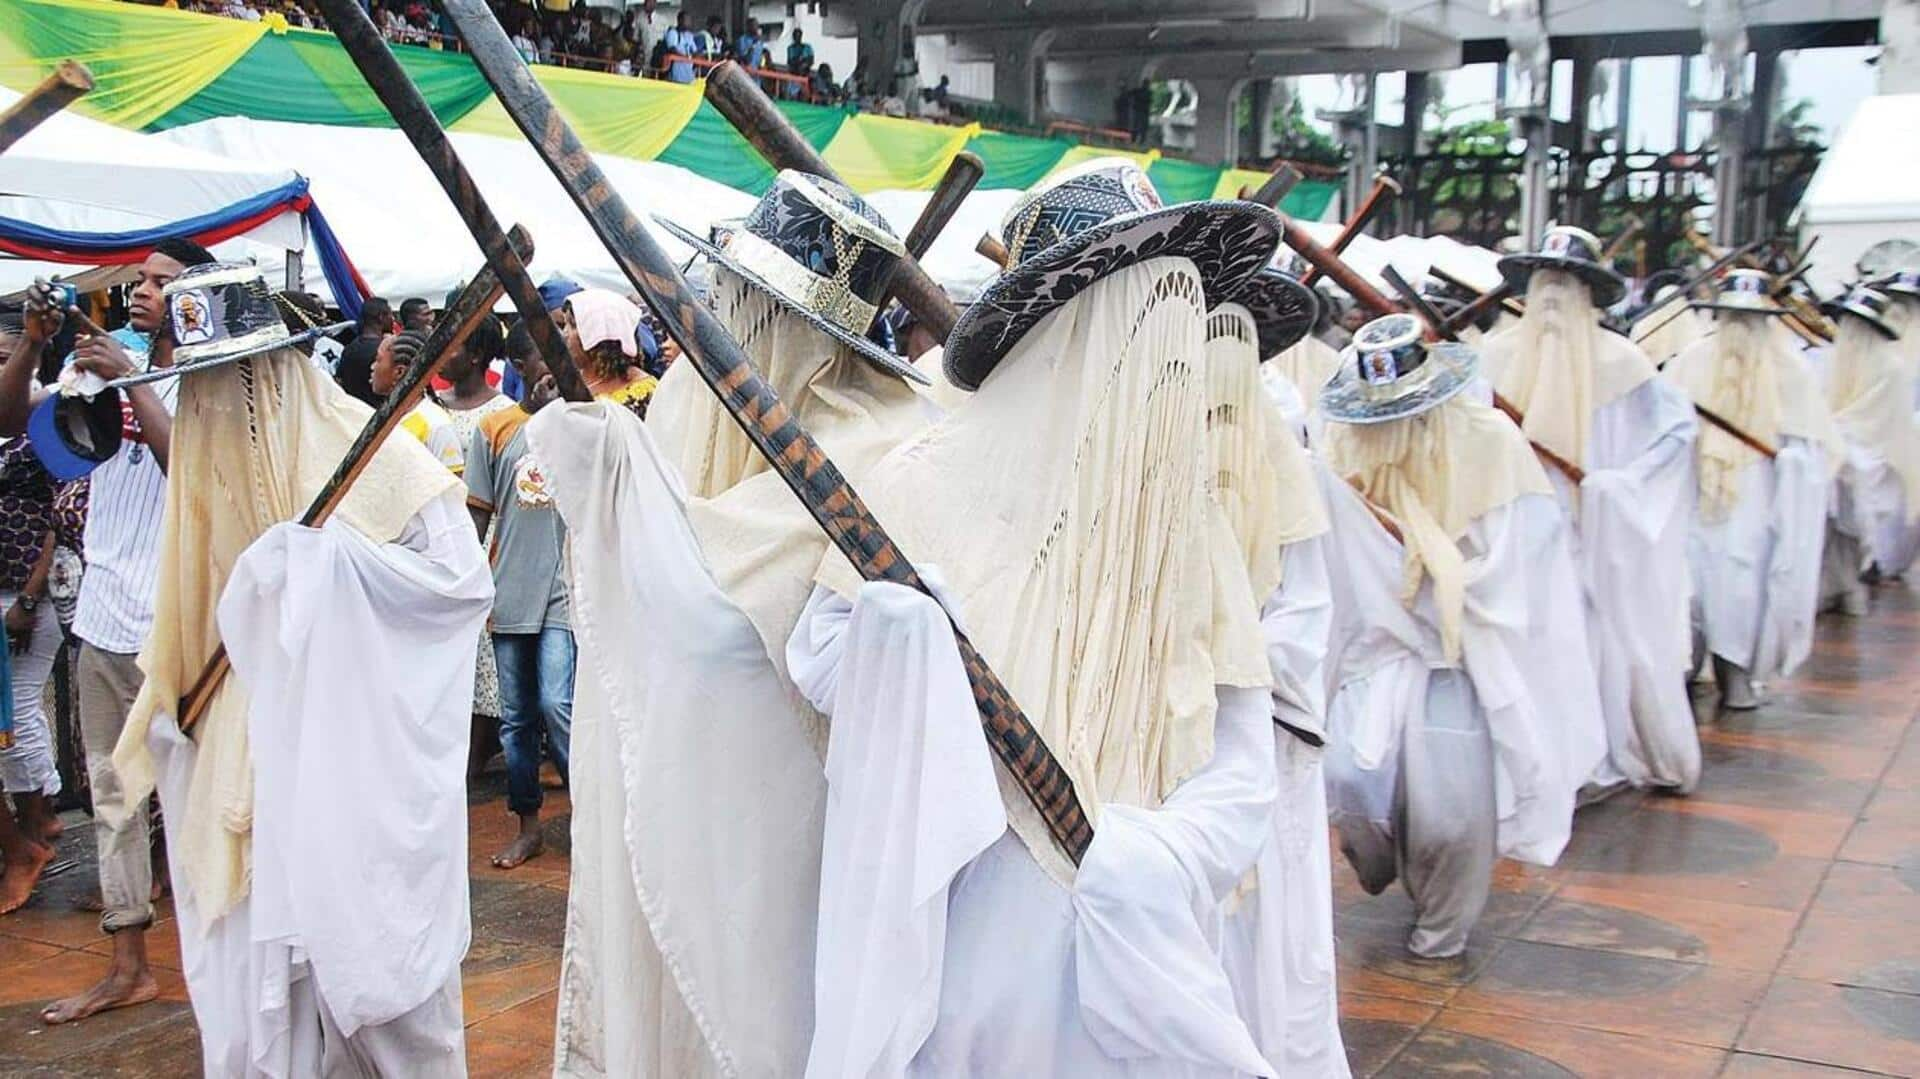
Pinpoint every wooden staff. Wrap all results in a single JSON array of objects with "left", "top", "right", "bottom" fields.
[
  {"left": 401, "top": 0, "right": 1095, "bottom": 864},
  {"left": 704, "top": 61, "right": 962, "bottom": 344},
  {"left": 867, "top": 151, "right": 982, "bottom": 335},
  {"left": 1601, "top": 217, "right": 1643, "bottom": 261},
  {"left": 1240, "top": 163, "right": 1302, "bottom": 206},
  {"left": 1375, "top": 264, "right": 1588, "bottom": 484},
  {"left": 977, "top": 232, "right": 1009, "bottom": 267},
  {"left": 1431, "top": 266, "right": 1525, "bottom": 319},
  {"left": 177, "top": 229, "right": 531, "bottom": 731},
  {"left": 0, "top": 61, "right": 92, "bottom": 156},
  {"left": 1441, "top": 281, "right": 1514, "bottom": 336},
  {"left": 1300, "top": 175, "right": 1400, "bottom": 288}
]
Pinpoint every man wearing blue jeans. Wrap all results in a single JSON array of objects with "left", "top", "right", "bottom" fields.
[{"left": 466, "top": 348, "right": 572, "bottom": 869}]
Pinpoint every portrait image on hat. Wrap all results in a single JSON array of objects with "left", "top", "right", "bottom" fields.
[
  {"left": 945, "top": 156, "right": 1282, "bottom": 390},
  {"left": 1823, "top": 284, "right": 1901, "bottom": 340},
  {"left": 654, "top": 169, "right": 927, "bottom": 385},
  {"left": 1694, "top": 268, "right": 1785, "bottom": 315},
  {"left": 1497, "top": 224, "right": 1627, "bottom": 308}
]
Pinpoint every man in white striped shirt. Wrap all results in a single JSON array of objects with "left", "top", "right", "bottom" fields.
[{"left": 0, "top": 237, "right": 211, "bottom": 1026}]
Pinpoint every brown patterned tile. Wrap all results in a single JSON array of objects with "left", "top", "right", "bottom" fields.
[
  {"left": 0, "top": 935, "right": 63, "bottom": 968},
  {"left": 1838, "top": 785, "right": 1920, "bottom": 867},
  {"left": 1511, "top": 883, "right": 1799, "bottom": 972},
  {"left": 0, "top": 950, "right": 112, "bottom": 1006},
  {"left": 1554, "top": 844, "right": 1830, "bottom": 914},
  {"left": 1719, "top": 1050, "right": 1901, "bottom": 1076},
  {"left": 462, "top": 957, "right": 560, "bottom": 1026},
  {"left": 1411, "top": 1009, "right": 1726, "bottom": 1078},
  {"left": 1637, "top": 797, "right": 1856, "bottom": 861},
  {"left": 1333, "top": 916, "right": 1501, "bottom": 1005},
  {"left": 1781, "top": 861, "right": 1920, "bottom": 995},
  {"left": 1737, "top": 975, "right": 1920, "bottom": 1075},
  {"left": 1337, "top": 993, "right": 1435, "bottom": 1078},
  {"left": 0, "top": 902, "right": 112, "bottom": 950},
  {"left": 1448, "top": 939, "right": 1770, "bottom": 1048},
  {"left": 469, "top": 989, "right": 556, "bottom": 1045},
  {"left": 465, "top": 1031, "right": 551, "bottom": 1079},
  {"left": 79, "top": 919, "right": 182, "bottom": 972},
  {"left": 0, "top": 997, "right": 191, "bottom": 1064}
]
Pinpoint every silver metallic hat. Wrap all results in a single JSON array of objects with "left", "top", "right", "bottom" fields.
[
  {"left": 1496, "top": 224, "right": 1627, "bottom": 309},
  {"left": 1823, "top": 285, "right": 1901, "bottom": 341},
  {"left": 1693, "top": 268, "right": 1785, "bottom": 315},
  {"left": 1319, "top": 312, "right": 1479, "bottom": 425}
]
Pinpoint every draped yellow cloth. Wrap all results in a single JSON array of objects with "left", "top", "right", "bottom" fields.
[
  {"left": 113, "top": 351, "right": 459, "bottom": 920},
  {"left": 1322, "top": 391, "right": 1552, "bottom": 662}
]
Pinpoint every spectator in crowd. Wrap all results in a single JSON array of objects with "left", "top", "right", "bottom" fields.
[
  {"left": 700, "top": 15, "right": 729, "bottom": 63},
  {"left": 369, "top": 330, "right": 464, "bottom": 470},
  {"left": 512, "top": 20, "right": 539, "bottom": 63},
  {"left": 785, "top": 27, "right": 814, "bottom": 97},
  {"left": 735, "top": 17, "right": 767, "bottom": 68},
  {"left": 0, "top": 314, "right": 62, "bottom": 916},
  {"left": 398, "top": 296, "right": 434, "bottom": 333},
  {"left": 468, "top": 323, "right": 575, "bottom": 869},
  {"left": 664, "top": 11, "right": 698, "bottom": 83},
  {"left": 813, "top": 63, "right": 837, "bottom": 104},
  {"left": 558, "top": 288, "right": 657, "bottom": 419},
  {"left": 334, "top": 297, "right": 393, "bottom": 408},
  {"left": 0, "top": 237, "right": 218, "bottom": 1025}
]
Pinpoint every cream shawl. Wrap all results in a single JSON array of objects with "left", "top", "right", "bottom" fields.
[
  {"left": 1322, "top": 390, "right": 1552, "bottom": 662},
  {"left": 818, "top": 256, "right": 1266, "bottom": 882},
  {"left": 1827, "top": 315, "right": 1920, "bottom": 522}
]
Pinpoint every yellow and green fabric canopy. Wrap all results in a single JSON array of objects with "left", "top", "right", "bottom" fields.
[{"left": 0, "top": 0, "right": 1337, "bottom": 216}]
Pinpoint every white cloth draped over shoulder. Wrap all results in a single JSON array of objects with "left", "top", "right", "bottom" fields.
[
  {"left": 1483, "top": 303, "right": 1702, "bottom": 793},
  {"left": 1819, "top": 316, "right": 1920, "bottom": 575},
  {"left": 149, "top": 489, "right": 489, "bottom": 1077},
  {"left": 1665, "top": 322, "right": 1838, "bottom": 679},
  {"left": 530, "top": 401, "right": 829, "bottom": 1079},
  {"left": 788, "top": 582, "right": 1279, "bottom": 1078}
]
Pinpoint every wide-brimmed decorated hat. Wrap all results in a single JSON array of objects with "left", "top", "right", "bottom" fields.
[
  {"left": 1217, "top": 267, "right": 1319, "bottom": 358},
  {"left": 110, "top": 262, "right": 351, "bottom": 388},
  {"left": 1823, "top": 285, "right": 1901, "bottom": 340},
  {"left": 1496, "top": 225, "right": 1627, "bottom": 308},
  {"left": 945, "top": 157, "right": 1281, "bottom": 390},
  {"left": 1320, "top": 312, "right": 1479, "bottom": 425},
  {"left": 654, "top": 170, "right": 924, "bottom": 385},
  {"left": 27, "top": 389, "right": 122, "bottom": 481},
  {"left": 1692, "top": 268, "right": 1784, "bottom": 315},
  {"left": 1874, "top": 268, "right": 1920, "bottom": 300}
]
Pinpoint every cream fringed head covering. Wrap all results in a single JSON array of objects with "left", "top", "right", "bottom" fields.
[
  {"left": 112, "top": 350, "right": 459, "bottom": 921},
  {"left": 1827, "top": 313, "right": 1920, "bottom": 522},
  {"left": 1481, "top": 268, "right": 1657, "bottom": 470},
  {"left": 1205, "top": 303, "right": 1329, "bottom": 598},
  {"left": 818, "top": 256, "right": 1265, "bottom": 882},
  {"left": 1322, "top": 391, "right": 1551, "bottom": 662},
  {"left": 1632, "top": 285, "right": 1710, "bottom": 367},
  {"left": 1264, "top": 332, "right": 1341, "bottom": 413},
  {"left": 1666, "top": 313, "right": 1842, "bottom": 522}
]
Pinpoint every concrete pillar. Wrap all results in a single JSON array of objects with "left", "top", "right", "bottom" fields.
[
  {"left": 1885, "top": 0, "right": 1920, "bottom": 93},
  {"left": 848, "top": 0, "right": 923, "bottom": 99},
  {"left": 1747, "top": 48, "right": 1780, "bottom": 150},
  {"left": 988, "top": 30, "right": 1047, "bottom": 124},
  {"left": 1402, "top": 71, "right": 1430, "bottom": 155},
  {"left": 1246, "top": 79, "right": 1277, "bottom": 162},
  {"left": 1567, "top": 56, "right": 1594, "bottom": 150},
  {"left": 1189, "top": 75, "right": 1245, "bottom": 167}
]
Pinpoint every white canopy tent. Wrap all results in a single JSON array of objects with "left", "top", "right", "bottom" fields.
[
  {"left": 0, "top": 85, "right": 305, "bottom": 298},
  {"left": 1795, "top": 93, "right": 1920, "bottom": 293}
]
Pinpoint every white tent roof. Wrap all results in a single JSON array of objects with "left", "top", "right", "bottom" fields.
[
  {"left": 1795, "top": 93, "right": 1920, "bottom": 291},
  {"left": 0, "top": 85, "right": 306, "bottom": 295}
]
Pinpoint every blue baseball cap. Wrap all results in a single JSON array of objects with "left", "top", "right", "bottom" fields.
[
  {"left": 28, "top": 390, "right": 123, "bottom": 481},
  {"left": 538, "top": 275, "right": 583, "bottom": 312}
]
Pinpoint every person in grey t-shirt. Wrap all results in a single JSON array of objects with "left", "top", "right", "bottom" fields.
[{"left": 466, "top": 332, "right": 572, "bottom": 870}]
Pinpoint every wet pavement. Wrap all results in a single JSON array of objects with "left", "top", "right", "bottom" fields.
[{"left": 2, "top": 582, "right": 1918, "bottom": 1076}]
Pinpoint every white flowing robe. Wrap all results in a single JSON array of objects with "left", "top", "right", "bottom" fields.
[
  {"left": 788, "top": 583, "right": 1283, "bottom": 1078},
  {"left": 1556, "top": 377, "right": 1701, "bottom": 792},
  {"left": 1217, "top": 534, "right": 1348, "bottom": 1077},
  {"left": 147, "top": 490, "right": 489, "bottom": 1078},
  {"left": 1685, "top": 437, "right": 1829, "bottom": 679},
  {"left": 1317, "top": 466, "right": 1604, "bottom": 957}
]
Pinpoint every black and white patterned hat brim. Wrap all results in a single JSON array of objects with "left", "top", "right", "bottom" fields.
[
  {"left": 1693, "top": 297, "right": 1786, "bottom": 315},
  {"left": 1823, "top": 300, "right": 1900, "bottom": 341},
  {"left": 107, "top": 321, "right": 354, "bottom": 389},
  {"left": 655, "top": 216, "right": 928, "bottom": 386},
  {"left": 1224, "top": 268, "right": 1319, "bottom": 358},
  {"left": 1497, "top": 253, "right": 1627, "bottom": 309},
  {"left": 945, "top": 201, "right": 1282, "bottom": 391},
  {"left": 1319, "top": 341, "right": 1480, "bottom": 425}
]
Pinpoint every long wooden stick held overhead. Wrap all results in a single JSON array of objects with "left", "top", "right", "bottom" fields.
[
  {"left": 704, "top": 60, "right": 964, "bottom": 345},
  {"left": 867, "top": 151, "right": 983, "bottom": 335},
  {"left": 1300, "top": 174, "right": 1400, "bottom": 288},
  {"left": 177, "top": 228, "right": 532, "bottom": 731},
  {"left": 0, "top": 61, "right": 92, "bottom": 156},
  {"left": 344, "top": 0, "right": 1095, "bottom": 865}
]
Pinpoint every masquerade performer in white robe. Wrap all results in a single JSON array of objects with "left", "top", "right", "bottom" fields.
[
  {"left": 106, "top": 265, "right": 490, "bottom": 1076},
  {"left": 542, "top": 172, "right": 930, "bottom": 1078},
  {"left": 1480, "top": 226, "right": 1701, "bottom": 795},
  {"left": 790, "top": 159, "right": 1289, "bottom": 1076},
  {"left": 1816, "top": 285, "right": 1919, "bottom": 611},
  {"left": 1205, "top": 272, "right": 1349, "bottom": 1077},
  {"left": 1664, "top": 271, "right": 1840, "bottom": 710},
  {"left": 1318, "top": 313, "right": 1607, "bottom": 959},
  {"left": 1874, "top": 270, "right": 1920, "bottom": 569}
]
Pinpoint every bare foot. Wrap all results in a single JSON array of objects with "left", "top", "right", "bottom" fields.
[
  {"left": 0, "top": 840, "right": 54, "bottom": 914},
  {"left": 40, "top": 968, "right": 158, "bottom": 1025},
  {"left": 490, "top": 829, "right": 544, "bottom": 869}
]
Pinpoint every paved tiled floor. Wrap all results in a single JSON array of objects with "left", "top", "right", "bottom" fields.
[{"left": 3, "top": 583, "right": 1919, "bottom": 1076}]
